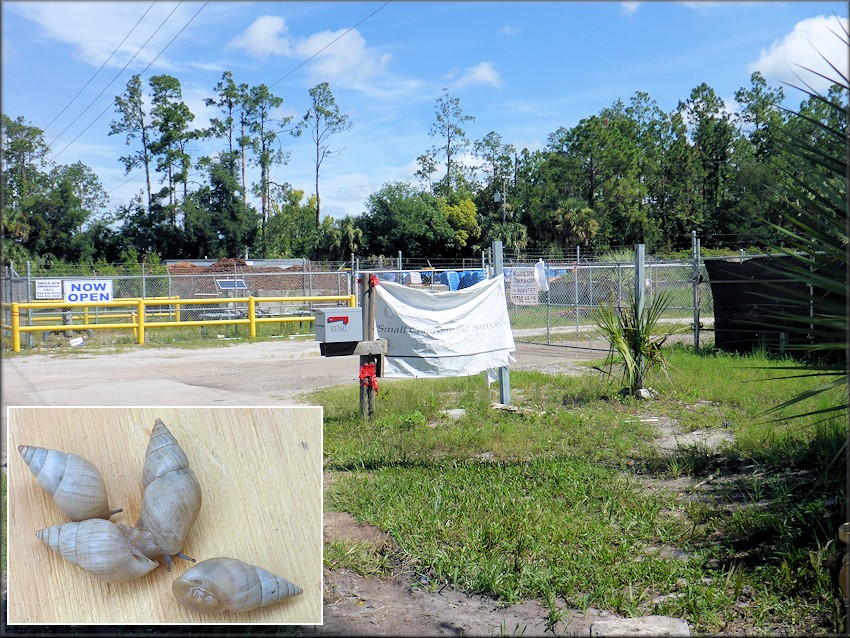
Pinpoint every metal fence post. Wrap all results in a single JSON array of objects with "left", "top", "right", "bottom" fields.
[
  {"left": 492, "top": 240, "right": 510, "bottom": 405},
  {"left": 634, "top": 244, "right": 645, "bottom": 320},
  {"left": 692, "top": 231, "right": 700, "bottom": 350},
  {"left": 545, "top": 261, "right": 551, "bottom": 346},
  {"left": 26, "top": 260, "right": 33, "bottom": 348},
  {"left": 574, "top": 247, "right": 580, "bottom": 335},
  {"left": 617, "top": 263, "right": 623, "bottom": 309}
]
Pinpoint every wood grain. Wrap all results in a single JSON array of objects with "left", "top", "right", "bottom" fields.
[{"left": 7, "top": 406, "right": 323, "bottom": 625}]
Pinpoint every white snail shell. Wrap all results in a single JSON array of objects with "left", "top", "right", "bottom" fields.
[
  {"left": 36, "top": 519, "right": 158, "bottom": 583},
  {"left": 137, "top": 419, "right": 202, "bottom": 561},
  {"left": 172, "top": 557, "right": 302, "bottom": 614},
  {"left": 18, "top": 445, "right": 120, "bottom": 521}
]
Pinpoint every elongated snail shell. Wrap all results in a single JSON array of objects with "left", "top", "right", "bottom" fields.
[
  {"left": 18, "top": 445, "right": 120, "bottom": 521},
  {"left": 36, "top": 519, "right": 158, "bottom": 583},
  {"left": 172, "top": 557, "right": 303, "bottom": 614},
  {"left": 135, "top": 419, "right": 202, "bottom": 563}
]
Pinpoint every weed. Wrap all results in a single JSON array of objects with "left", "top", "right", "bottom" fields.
[{"left": 543, "top": 589, "right": 565, "bottom": 634}]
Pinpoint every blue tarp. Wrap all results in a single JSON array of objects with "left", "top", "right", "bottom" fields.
[{"left": 378, "top": 269, "right": 487, "bottom": 291}]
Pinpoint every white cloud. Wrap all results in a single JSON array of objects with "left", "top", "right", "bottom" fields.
[
  {"left": 499, "top": 25, "right": 520, "bottom": 36},
  {"left": 294, "top": 28, "right": 392, "bottom": 85},
  {"left": 227, "top": 15, "right": 292, "bottom": 58},
  {"left": 453, "top": 61, "right": 503, "bottom": 89},
  {"left": 228, "top": 17, "right": 391, "bottom": 87},
  {"left": 678, "top": 1, "right": 726, "bottom": 12},
  {"left": 10, "top": 1, "right": 193, "bottom": 71},
  {"left": 621, "top": 2, "right": 640, "bottom": 17},
  {"left": 750, "top": 15, "right": 849, "bottom": 91}
]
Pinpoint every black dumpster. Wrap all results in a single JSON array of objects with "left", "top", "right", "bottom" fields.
[{"left": 704, "top": 256, "right": 813, "bottom": 355}]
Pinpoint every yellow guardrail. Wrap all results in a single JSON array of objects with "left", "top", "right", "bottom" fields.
[
  {"left": 22, "top": 296, "right": 182, "bottom": 324},
  {"left": 3, "top": 295, "right": 355, "bottom": 352}
]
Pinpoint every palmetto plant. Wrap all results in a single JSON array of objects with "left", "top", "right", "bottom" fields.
[
  {"left": 591, "top": 291, "right": 684, "bottom": 396},
  {"left": 760, "top": 26, "right": 848, "bottom": 423}
]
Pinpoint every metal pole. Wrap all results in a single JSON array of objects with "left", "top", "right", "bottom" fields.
[
  {"left": 634, "top": 244, "right": 646, "bottom": 391},
  {"left": 354, "top": 258, "right": 360, "bottom": 306},
  {"left": 692, "top": 231, "right": 700, "bottom": 350},
  {"left": 545, "top": 261, "right": 551, "bottom": 346},
  {"left": 492, "top": 240, "right": 510, "bottom": 405},
  {"left": 26, "top": 260, "right": 33, "bottom": 348},
  {"left": 574, "top": 247, "right": 580, "bottom": 335},
  {"left": 634, "top": 244, "right": 645, "bottom": 318},
  {"left": 359, "top": 273, "right": 377, "bottom": 420},
  {"left": 617, "top": 263, "right": 623, "bottom": 309}
]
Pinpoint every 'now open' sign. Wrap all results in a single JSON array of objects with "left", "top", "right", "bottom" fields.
[{"left": 64, "top": 280, "right": 114, "bottom": 302}]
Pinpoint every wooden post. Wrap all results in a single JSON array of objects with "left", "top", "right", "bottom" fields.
[{"left": 359, "top": 274, "right": 377, "bottom": 420}]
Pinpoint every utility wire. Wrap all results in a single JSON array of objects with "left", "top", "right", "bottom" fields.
[
  {"left": 268, "top": 0, "right": 391, "bottom": 90},
  {"left": 110, "top": 2, "right": 384, "bottom": 199},
  {"left": 53, "top": 1, "right": 208, "bottom": 160},
  {"left": 48, "top": 1, "right": 185, "bottom": 154},
  {"left": 109, "top": 169, "right": 145, "bottom": 196},
  {"left": 44, "top": 1, "right": 157, "bottom": 134}
]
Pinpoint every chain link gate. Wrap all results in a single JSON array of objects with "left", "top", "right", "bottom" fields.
[{"left": 505, "top": 258, "right": 714, "bottom": 349}]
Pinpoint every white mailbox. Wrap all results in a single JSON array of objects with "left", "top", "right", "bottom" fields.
[{"left": 314, "top": 307, "right": 363, "bottom": 343}]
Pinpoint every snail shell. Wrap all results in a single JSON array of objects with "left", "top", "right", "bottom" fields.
[
  {"left": 172, "top": 557, "right": 303, "bottom": 614},
  {"left": 36, "top": 519, "right": 158, "bottom": 583},
  {"left": 133, "top": 419, "right": 202, "bottom": 565},
  {"left": 18, "top": 445, "right": 121, "bottom": 521}
]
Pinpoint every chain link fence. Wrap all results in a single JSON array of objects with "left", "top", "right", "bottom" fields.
[
  {"left": 1, "top": 259, "right": 356, "bottom": 349},
  {"left": 3, "top": 250, "right": 717, "bottom": 350},
  {"left": 501, "top": 258, "right": 712, "bottom": 349}
]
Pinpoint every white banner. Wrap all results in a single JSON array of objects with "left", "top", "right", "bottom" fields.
[{"left": 374, "top": 274, "right": 516, "bottom": 378}]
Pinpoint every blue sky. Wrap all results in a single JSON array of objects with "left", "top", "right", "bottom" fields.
[{"left": 2, "top": 1, "right": 847, "bottom": 220}]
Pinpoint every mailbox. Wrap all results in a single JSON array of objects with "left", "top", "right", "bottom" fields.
[{"left": 314, "top": 307, "right": 363, "bottom": 343}]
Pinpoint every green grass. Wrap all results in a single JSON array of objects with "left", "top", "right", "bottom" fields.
[{"left": 317, "top": 346, "right": 847, "bottom": 634}]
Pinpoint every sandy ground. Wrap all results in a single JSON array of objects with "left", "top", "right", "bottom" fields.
[
  {"left": 3, "top": 337, "right": 633, "bottom": 635},
  {"left": 1, "top": 338, "right": 609, "bottom": 409}
]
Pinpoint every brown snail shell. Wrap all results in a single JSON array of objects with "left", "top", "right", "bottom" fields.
[
  {"left": 126, "top": 419, "right": 202, "bottom": 568},
  {"left": 172, "top": 557, "right": 302, "bottom": 614},
  {"left": 36, "top": 519, "right": 158, "bottom": 583},
  {"left": 18, "top": 445, "right": 121, "bottom": 521}
]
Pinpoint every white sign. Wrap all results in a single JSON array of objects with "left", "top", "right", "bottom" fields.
[
  {"left": 64, "top": 279, "right": 113, "bottom": 303},
  {"left": 510, "top": 268, "right": 539, "bottom": 305},
  {"left": 35, "top": 279, "right": 63, "bottom": 300},
  {"left": 374, "top": 274, "right": 515, "bottom": 378}
]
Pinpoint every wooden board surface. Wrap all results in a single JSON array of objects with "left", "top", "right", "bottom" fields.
[{"left": 6, "top": 406, "right": 323, "bottom": 625}]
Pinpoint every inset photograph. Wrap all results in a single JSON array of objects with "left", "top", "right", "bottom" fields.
[{"left": 6, "top": 406, "right": 323, "bottom": 625}]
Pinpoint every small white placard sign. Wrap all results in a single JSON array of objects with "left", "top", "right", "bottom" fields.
[
  {"left": 35, "top": 279, "right": 63, "bottom": 300},
  {"left": 510, "top": 268, "right": 539, "bottom": 305}
]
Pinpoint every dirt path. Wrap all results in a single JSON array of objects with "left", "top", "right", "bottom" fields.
[{"left": 1, "top": 337, "right": 667, "bottom": 635}]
